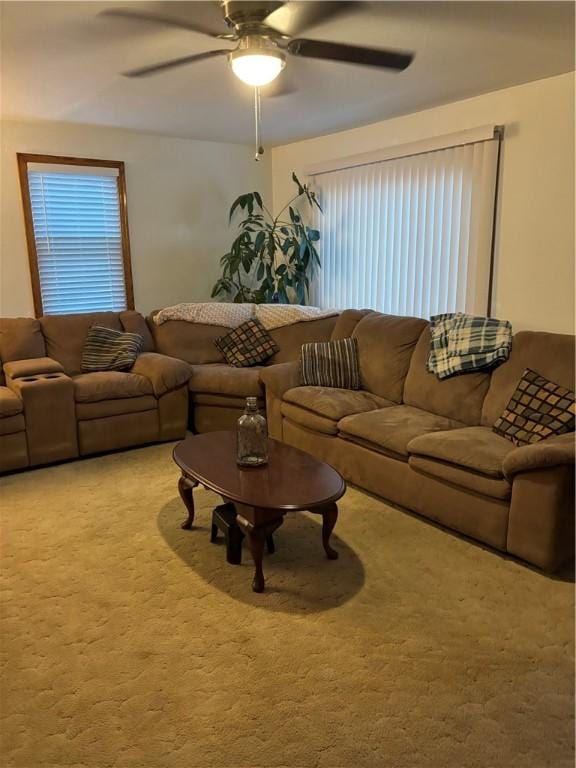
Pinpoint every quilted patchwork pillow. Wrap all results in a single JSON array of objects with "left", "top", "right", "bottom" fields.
[
  {"left": 81, "top": 326, "right": 143, "bottom": 373},
  {"left": 300, "top": 337, "right": 361, "bottom": 390},
  {"left": 493, "top": 368, "right": 575, "bottom": 446},
  {"left": 215, "top": 319, "right": 279, "bottom": 368}
]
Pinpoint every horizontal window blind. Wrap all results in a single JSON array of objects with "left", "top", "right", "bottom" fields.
[
  {"left": 310, "top": 133, "right": 500, "bottom": 318},
  {"left": 27, "top": 168, "right": 128, "bottom": 315}
]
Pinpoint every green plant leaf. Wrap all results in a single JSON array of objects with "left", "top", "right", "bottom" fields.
[{"left": 307, "top": 228, "right": 320, "bottom": 242}]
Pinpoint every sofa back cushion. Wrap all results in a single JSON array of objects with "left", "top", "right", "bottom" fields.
[
  {"left": 330, "top": 309, "right": 373, "bottom": 340},
  {"left": 481, "top": 330, "right": 576, "bottom": 427},
  {"left": 403, "top": 326, "right": 491, "bottom": 425},
  {"left": 267, "top": 316, "right": 337, "bottom": 364},
  {"left": 352, "top": 312, "right": 427, "bottom": 402},
  {"left": 0, "top": 317, "right": 46, "bottom": 386},
  {"left": 148, "top": 315, "right": 228, "bottom": 364},
  {"left": 40, "top": 312, "right": 122, "bottom": 375},
  {"left": 120, "top": 311, "right": 155, "bottom": 352}
]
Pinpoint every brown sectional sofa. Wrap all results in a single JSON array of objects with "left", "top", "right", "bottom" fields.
[
  {"left": 1, "top": 305, "right": 574, "bottom": 573},
  {"left": 146, "top": 311, "right": 337, "bottom": 432},
  {"left": 260, "top": 310, "right": 575, "bottom": 573},
  {"left": 0, "top": 311, "right": 191, "bottom": 472}
]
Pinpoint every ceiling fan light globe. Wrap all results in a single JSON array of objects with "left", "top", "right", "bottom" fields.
[{"left": 229, "top": 50, "right": 285, "bottom": 87}]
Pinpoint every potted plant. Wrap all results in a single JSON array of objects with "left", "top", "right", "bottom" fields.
[{"left": 211, "top": 173, "right": 322, "bottom": 304}]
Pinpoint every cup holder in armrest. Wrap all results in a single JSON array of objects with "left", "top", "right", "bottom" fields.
[
  {"left": 21, "top": 376, "right": 39, "bottom": 382},
  {"left": 43, "top": 374, "right": 62, "bottom": 379}
]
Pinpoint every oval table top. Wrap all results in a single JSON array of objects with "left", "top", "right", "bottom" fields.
[{"left": 173, "top": 431, "right": 345, "bottom": 511}]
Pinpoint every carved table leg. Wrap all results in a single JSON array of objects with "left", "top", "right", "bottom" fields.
[
  {"left": 319, "top": 503, "right": 339, "bottom": 560},
  {"left": 237, "top": 512, "right": 284, "bottom": 593},
  {"left": 178, "top": 474, "right": 198, "bottom": 530}
]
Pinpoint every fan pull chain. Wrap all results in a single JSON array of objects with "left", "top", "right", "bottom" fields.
[{"left": 254, "top": 87, "right": 264, "bottom": 162}]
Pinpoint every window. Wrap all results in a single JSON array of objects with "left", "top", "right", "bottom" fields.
[
  {"left": 17, "top": 154, "right": 134, "bottom": 316},
  {"left": 309, "top": 126, "right": 501, "bottom": 318}
]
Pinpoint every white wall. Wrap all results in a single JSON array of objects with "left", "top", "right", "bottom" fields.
[
  {"left": 0, "top": 120, "right": 271, "bottom": 316},
  {"left": 272, "top": 73, "right": 575, "bottom": 335}
]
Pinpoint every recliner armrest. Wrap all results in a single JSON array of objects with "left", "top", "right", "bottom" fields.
[
  {"left": 131, "top": 352, "right": 191, "bottom": 397},
  {"left": 502, "top": 432, "right": 575, "bottom": 480},
  {"left": 3, "top": 357, "right": 64, "bottom": 379},
  {"left": 260, "top": 361, "right": 301, "bottom": 399}
]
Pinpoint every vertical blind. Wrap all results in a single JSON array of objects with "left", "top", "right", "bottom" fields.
[
  {"left": 27, "top": 165, "right": 128, "bottom": 315},
  {"left": 310, "top": 134, "right": 500, "bottom": 318}
]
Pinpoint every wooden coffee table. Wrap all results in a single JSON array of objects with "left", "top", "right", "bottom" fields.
[{"left": 173, "top": 431, "right": 346, "bottom": 593}]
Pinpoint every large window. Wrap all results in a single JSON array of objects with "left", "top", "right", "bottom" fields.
[
  {"left": 310, "top": 126, "right": 501, "bottom": 318},
  {"left": 17, "top": 154, "right": 134, "bottom": 316}
]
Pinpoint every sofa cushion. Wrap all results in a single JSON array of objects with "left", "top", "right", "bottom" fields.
[
  {"left": 76, "top": 396, "right": 157, "bottom": 421},
  {"left": 189, "top": 364, "right": 263, "bottom": 398},
  {"left": 268, "top": 316, "right": 337, "bottom": 364},
  {"left": 282, "top": 386, "right": 392, "bottom": 435},
  {"left": 408, "top": 426, "right": 515, "bottom": 477},
  {"left": 330, "top": 309, "right": 372, "bottom": 341},
  {"left": 40, "top": 312, "right": 122, "bottom": 376},
  {"left": 73, "top": 372, "right": 153, "bottom": 403},
  {"left": 403, "top": 327, "right": 491, "bottom": 425},
  {"left": 352, "top": 313, "right": 427, "bottom": 402},
  {"left": 409, "top": 456, "right": 512, "bottom": 500},
  {"left": 339, "top": 405, "right": 464, "bottom": 458},
  {"left": 119, "top": 311, "right": 155, "bottom": 352},
  {"left": 148, "top": 315, "right": 229, "bottom": 365},
  {"left": 481, "top": 331, "right": 575, "bottom": 427},
  {"left": 0, "top": 318, "right": 45, "bottom": 363},
  {"left": 0, "top": 414, "right": 26, "bottom": 436},
  {"left": 0, "top": 387, "right": 24, "bottom": 418}
]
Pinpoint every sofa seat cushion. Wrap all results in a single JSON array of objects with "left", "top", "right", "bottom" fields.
[
  {"left": 76, "top": 396, "right": 157, "bottom": 421},
  {"left": 0, "top": 414, "right": 25, "bottom": 436},
  {"left": 282, "top": 386, "right": 392, "bottom": 435},
  {"left": 0, "top": 387, "right": 24, "bottom": 418},
  {"left": 191, "top": 393, "right": 264, "bottom": 409},
  {"left": 409, "top": 455, "right": 511, "bottom": 500},
  {"left": 408, "top": 426, "right": 517, "bottom": 477},
  {"left": 73, "top": 372, "right": 153, "bottom": 403},
  {"left": 189, "top": 364, "right": 263, "bottom": 398},
  {"left": 339, "top": 405, "right": 464, "bottom": 459}
]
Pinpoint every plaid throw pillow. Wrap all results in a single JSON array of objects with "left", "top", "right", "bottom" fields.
[
  {"left": 81, "top": 326, "right": 143, "bottom": 373},
  {"left": 300, "top": 338, "right": 360, "bottom": 390},
  {"left": 215, "top": 319, "right": 279, "bottom": 368},
  {"left": 493, "top": 368, "right": 575, "bottom": 446}
]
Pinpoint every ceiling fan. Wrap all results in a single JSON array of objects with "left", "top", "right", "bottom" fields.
[{"left": 101, "top": 1, "right": 415, "bottom": 86}]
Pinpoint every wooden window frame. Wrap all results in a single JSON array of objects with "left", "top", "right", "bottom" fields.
[{"left": 17, "top": 153, "right": 135, "bottom": 317}]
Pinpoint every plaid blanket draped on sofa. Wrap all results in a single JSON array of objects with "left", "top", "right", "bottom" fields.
[{"left": 427, "top": 313, "right": 513, "bottom": 380}]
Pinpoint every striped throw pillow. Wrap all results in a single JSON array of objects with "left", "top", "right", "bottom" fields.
[
  {"left": 300, "top": 338, "right": 360, "bottom": 390},
  {"left": 81, "top": 326, "right": 143, "bottom": 373}
]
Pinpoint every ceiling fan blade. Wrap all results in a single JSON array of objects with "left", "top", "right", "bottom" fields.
[
  {"left": 123, "top": 49, "right": 230, "bottom": 78},
  {"left": 287, "top": 39, "right": 414, "bottom": 71},
  {"left": 99, "top": 8, "right": 228, "bottom": 39},
  {"left": 264, "top": 1, "right": 359, "bottom": 37}
]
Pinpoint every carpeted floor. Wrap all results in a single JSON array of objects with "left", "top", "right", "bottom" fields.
[{"left": 1, "top": 443, "right": 574, "bottom": 768}]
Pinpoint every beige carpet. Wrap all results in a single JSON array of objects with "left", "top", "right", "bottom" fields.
[{"left": 1, "top": 443, "right": 574, "bottom": 768}]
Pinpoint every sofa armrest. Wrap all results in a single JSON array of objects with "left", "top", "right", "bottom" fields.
[
  {"left": 4, "top": 357, "right": 64, "bottom": 379},
  {"left": 260, "top": 361, "right": 301, "bottom": 399},
  {"left": 6, "top": 371, "right": 78, "bottom": 465},
  {"left": 503, "top": 432, "right": 575, "bottom": 480},
  {"left": 131, "top": 352, "right": 191, "bottom": 397}
]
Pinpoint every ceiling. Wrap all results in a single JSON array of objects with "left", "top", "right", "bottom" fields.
[{"left": 1, "top": 1, "right": 574, "bottom": 146}]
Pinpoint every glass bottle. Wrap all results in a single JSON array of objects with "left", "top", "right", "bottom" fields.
[{"left": 237, "top": 397, "right": 268, "bottom": 467}]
